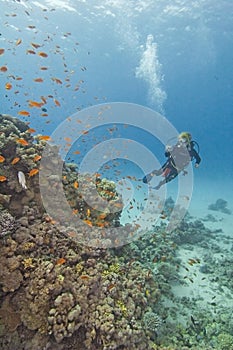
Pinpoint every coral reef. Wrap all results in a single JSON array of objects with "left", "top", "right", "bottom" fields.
[
  {"left": 208, "top": 198, "right": 231, "bottom": 214},
  {"left": 216, "top": 333, "right": 233, "bottom": 350},
  {"left": 0, "top": 210, "right": 16, "bottom": 237},
  {"left": 0, "top": 214, "right": 160, "bottom": 349},
  {"left": 0, "top": 114, "right": 160, "bottom": 350},
  {"left": 1, "top": 115, "right": 232, "bottom": 350},
  {"left": 143, "top": 311, "right": 162, "bottom": 333}
]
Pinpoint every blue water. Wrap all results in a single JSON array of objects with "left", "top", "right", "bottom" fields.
[
  {"left": 1, "top": 0, "right": 233, "bottom": 188},
  {"left": 1, "top": 2, "right": 233, "bottom": 349}
]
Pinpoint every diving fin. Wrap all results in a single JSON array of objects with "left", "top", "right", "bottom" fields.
[{"left": 143, "top": 172, "right": 154, "bottom": 184}]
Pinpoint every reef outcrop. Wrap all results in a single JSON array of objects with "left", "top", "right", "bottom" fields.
[{"left": 0, "top": 114, "right": 161, "bottom": 350}]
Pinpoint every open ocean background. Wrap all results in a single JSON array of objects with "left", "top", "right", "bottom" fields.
[{"left": 1, "top": 2, "right": 233, "bottom": 349}]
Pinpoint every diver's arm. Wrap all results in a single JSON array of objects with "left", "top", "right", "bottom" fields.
[
  {"left": 191, "top": 149, "right": 201, "bottom": 166},
  {"left": 165, "top": 145, "right": 172, "bottom": 157}
]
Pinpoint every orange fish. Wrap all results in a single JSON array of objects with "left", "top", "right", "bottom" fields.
[
  {"left": 64, "top": 137, "right": 72, "bottom": 142},
  {"left": 96, "top": 222, "right": 107, "bottom": 228},
  {"left": 40, "top": 96, "right": 47, "bottom": 104},
  {"left": 26, "top": 49, "right": 36, "bottom": 55},
  {"left": 16, "top": 38, "right": 22, "bottom": 46},
  {"left": 86, "top": 209, "right": 91, "bottom": 217},
  {"left": 52, "top": 77, "right": 62, "bottom": 84},
  {"left": 29, "top": 168, "right": 39, "bottom": 177},
  {"left": 26, "top": 128, "right": 36, "bottom": 133},
  {"left": 0, "top": 49, "right": 5, "bottom": 55},
  {"left": 40, "top": 66, "right": 48, "bottom": 70},
  {"left": 73, "top": 181, "right": 79, "bottom": 189},
  {"left": 188, "top": 258, "right": 200, "bottom": 266},
  {"left": 17, "top": 138, "right": 29, "bottom": 146},
  {"left": 0, "top": 176, "right": 7, "bottom": 182},
  {"left": 28, "top": 100, "right": 43, "bottom": 108},
  {"left": 160, "top": 214, "right": 167, "bottom": 220},
  {"left": 11, "top": 157, "right": 20, "bottom": 165},
  {"left": 0, "top": 66, "right": 7, "bottom": 72},
  {"left": 18, "top": 110, "right": 30, "bottom": 116},
  {"left": 0, "top": 155, "right": 5, "bottom": 163},
  {"left": 5, "top": 82, "right": 12, "bottom": 90},
  {"left": 98, "top": 213, "right": 107, "bottom": 220},
  {"left": 54, "top": 99, "right": 61, "bottom": 107},
  {"left": 73, "top": 150, "right": 81, "bottom": 155},
  {"left": 113, "top": 202, "right": 123, "bottom": 208},
  {"left": 16, "top": 76, "right": 23, "bottom": 81},
  {"left": 41, "top": 113, "right": 48, "bottom": 117},
  {"left": 107, "top": 283, "right": 116, "bottom": 291},
  {"left": 38, "top": 135, "right": 51, "bottom": 141},
  {"left": 34, "top": 78, "right": 44, "bottom": 83},
  {"left": 38, "top": 51, "right": 48, "bottom": 58},
  {"left": 83, "top": 219, "right": 92, "bottom": 227},
  {"left": 80, "top": 275, "right": 89, "bottom": 280},
  {"left": 55, "top": 258, "right": 66, "bottom": 265},
  {"left": 33, "top": 155, "right": 41, "bottom": 162},
  {"left": 31, "top": 42, "right": 41, "bottom": 49}
]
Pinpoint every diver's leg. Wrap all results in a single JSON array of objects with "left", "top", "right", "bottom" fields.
[
  {"left": 142, "top": 162, "right": 168, "bottom": 183},
  {"left": 154, "top": 168, "right": 178, "bottom": 190},
  {"left": 142, "top": 169, "right": 161, "bottom": 183},
  {"left": 154, "top": 178, "right": 167, "bottom": 190}
]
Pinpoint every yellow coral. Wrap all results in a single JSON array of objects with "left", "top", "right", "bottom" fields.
[
  {"left": 75, "top": 262, "right": 84, "bottom": 274},
  {"left": 102, "top": 262, "right": 121, "bottom": 277},
  {"left": 116, "top": 300, "right": 128, "bottom": 317},
  {"left": 22, "top": 258, "right": 35, "bottom": 269},
  {"left": 109, "top": 263, "right": 120, "bottom": 273},
  {"left": 57, "top": 274, "right": 65, "bottom": 283},
  {"left": 21, "top": 242, "right": 35, "bottom": 252}
]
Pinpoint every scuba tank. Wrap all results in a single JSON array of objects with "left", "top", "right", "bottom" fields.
[
  {"left": 165, "top": 136, "right": 200, "bottom": 171},
  {"left": 166, "top": 136, "right": 200, "bottom": 156}
]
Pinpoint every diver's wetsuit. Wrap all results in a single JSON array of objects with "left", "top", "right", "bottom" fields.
[{"left": 143, "top": 141, "right": 201, "bottom": 189}]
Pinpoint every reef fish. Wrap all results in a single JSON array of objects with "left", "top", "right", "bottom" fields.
[
  {"left": 0, "top": 175, "right": 7, "bottom": 182},
  {"left": 18, "top": 110, "right": 30, "bottom": 116},
  {"left": 17, "top": 138, "right": 29, "bottom": 146},
  {"left": 29, "top": 168, "right": 39, "bottom": 177},
  {"left": 0, "top": 66, "right": 8, "bottom": 72},
  {"left": 11, "top": 157, "right": 20, "bottom": 165},
  {"left": 0, "top": 155, "right": 5, "bottom": 163},
  {"left": 5, "top": 82, "right": 12, "bottom": 90},
  {"left": 18, "top": 171, "right": 27, "bottom": 189},
  {"left": 38, "top": 51, "right": 48, "bottom": 58}
]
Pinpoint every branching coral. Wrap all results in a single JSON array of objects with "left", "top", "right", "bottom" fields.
[{"left": 143, "top": 311, "right": 162, "bottom": 333}]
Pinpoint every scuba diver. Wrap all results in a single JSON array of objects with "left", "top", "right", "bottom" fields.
[{"left": 143, "top": 132, "right": 201, "bottom": 190}]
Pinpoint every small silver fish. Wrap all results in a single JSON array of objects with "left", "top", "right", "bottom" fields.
[{"left": 18, "top": 171, "right": 27, "bottom": 189}]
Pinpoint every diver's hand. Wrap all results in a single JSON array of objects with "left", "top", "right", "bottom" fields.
[
  {"left": 194, "top": 163, "right": 199, "bottom": 168},
  {"left": 165, "top": 145, "right": 172, "bottom": 152}
]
